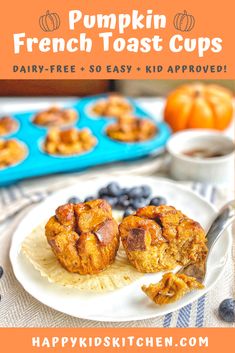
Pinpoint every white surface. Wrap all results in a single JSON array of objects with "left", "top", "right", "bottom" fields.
[{"left": 10, "top": 176, "right": 231, "bottom": 322}]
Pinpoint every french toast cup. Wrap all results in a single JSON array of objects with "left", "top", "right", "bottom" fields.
[
  {"left": 45, "top": 199, "right": 120, "bottom": 275},
  {"left": 119, "top": 205, "right": 208, "bottom": 273}
]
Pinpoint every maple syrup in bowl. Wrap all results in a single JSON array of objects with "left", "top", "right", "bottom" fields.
[{"left": 182, "top": 147, "right": 234, "bottom": 159}]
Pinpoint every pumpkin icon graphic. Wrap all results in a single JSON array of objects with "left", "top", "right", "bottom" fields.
[
  {"left": 174, "top": 10, "right": 195, "bottom": 32},
  {"left": 39, "top": 10, "right": 60, "bottom": 32}
]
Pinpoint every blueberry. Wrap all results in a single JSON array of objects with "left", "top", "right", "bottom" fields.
[
  {"left": 141, "top": 185, "right": 152, "bottom": 198},
  {"left": 106, "top": 182, "right": 121, "bottom": 197},
  {"left": 98, "top": 187, "right": 109, "bottom": 197},
  {"left": 149, "top": 196, "right": 167, "bottom": 206},
  {"left": 0, "top": 266, "right": 3, "bottom": 279},
  {"left": 123, "top": 208, "right": 135, "bottom": 218},
  {"left": 128, "top": 186, "right": 143, "bottom": 199},
  {"left": 218, "top": 298, "right": 235, "bottom": 323},
  {"left": 120, "top": 187, "right": 129, "bottom": 196},
  {"left": 101, "top": 196, "right": 118, "bottom": 207},
  {"left": 117, "top": 195, "right": 131, "bottom": 209},
  {"left": 68, "top": 197, "right": 81, "bottom": 204},
  {"left": 130, "top": 198, "right": 147, "bottom": 210},
  {"left": 84, "top": 196, "right": 95, "bottom": 202}
]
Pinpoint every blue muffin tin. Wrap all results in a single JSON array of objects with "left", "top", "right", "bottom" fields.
[{"left": 0, "top": 95, "right": 171, "bottom": 186}]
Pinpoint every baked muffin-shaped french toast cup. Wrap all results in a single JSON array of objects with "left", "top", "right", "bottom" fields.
[
  {"left": 119, "top": 205, "right": 208, "bottom": 273},
  {"left": 106, "top": 115, "right": 157, "bottom": 142},
  {"left": 45, "top": 199, "right": 119, "bottom": 275},
  {"left": 0, "top": 139, "right": 27, "bottom": 168},
  {"left": 33, "top": 106, "right": 77, "bottom": 127},
  {"left": 92, "top": 95, "right": 133, "bottom": 118}
]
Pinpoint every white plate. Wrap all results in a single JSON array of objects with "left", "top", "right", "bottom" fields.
[{"left": 10, "top": 176, "right": 231, "bottom": 322}]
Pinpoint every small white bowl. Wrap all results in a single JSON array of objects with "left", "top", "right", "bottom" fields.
[{"left": 167, "top": 129, "right": 235, "bottom": 183}]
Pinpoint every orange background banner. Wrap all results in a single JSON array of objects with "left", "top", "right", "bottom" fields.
[
  {"left": 0, "top": 328, "right": 234, "bottom": 353},
  {"left": 0, "top": 0, "right": 234, "bottom": 79}
]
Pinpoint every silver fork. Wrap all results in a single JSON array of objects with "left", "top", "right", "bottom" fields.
[{"left": 177, "top": 200, "right": 235, "bottom": 283}]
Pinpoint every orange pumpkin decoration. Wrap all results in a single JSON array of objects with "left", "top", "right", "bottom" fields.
[
  {"left": 39, "top": 10, "right": 60, "bottom": 32},
  {"left": 174, "top": 10, "right": 195, "bottom": 32},
  {"left": 164, "top": 84, "right": 234, "bottom": 132}
]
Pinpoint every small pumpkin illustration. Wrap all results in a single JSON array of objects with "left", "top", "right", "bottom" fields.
[
  {"left": 174, "top": 10, "right": 195, "bottom": 32},
  {"left": 39, "top": 10, "right": 60, "bottom": 32}
]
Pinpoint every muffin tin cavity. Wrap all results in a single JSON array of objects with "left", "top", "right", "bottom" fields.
[
  {"left": 85, "top": 97, "right": 137, "bottom": 120},
  {"left": 32, "top": 106, "right": 78, "bottom": 128},
  {"left": 89, "top": 95, "right": 133, "bottom": 119},
  {"left": 40, "top": 127, "right": 98, "bottom": 158},
  {"left": 106, "top": 115, "right": 157, "bottom": 143},
  {"left": 0, "top": 138, "right": 28, "bottom": 170},
  {"left": 0, "top": 96, "right": 171, "bottom": 186},
  {"left": 0, "top": 116, "right": 20, "bottom": 137}
]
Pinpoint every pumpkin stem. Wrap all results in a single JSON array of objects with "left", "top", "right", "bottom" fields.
[
  {"left": 184, "top": 10, "right": 187, "bottom": 15},
  {"left": 194, "top": 90, "right": 201, "bottom": 98},
  {"left": 46, "top": 10, "right": 50, "bottom": 15}
]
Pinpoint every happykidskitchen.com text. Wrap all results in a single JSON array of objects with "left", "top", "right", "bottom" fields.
[{"left": 32, "top": 335, "right": 209, "bottom": 349}]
